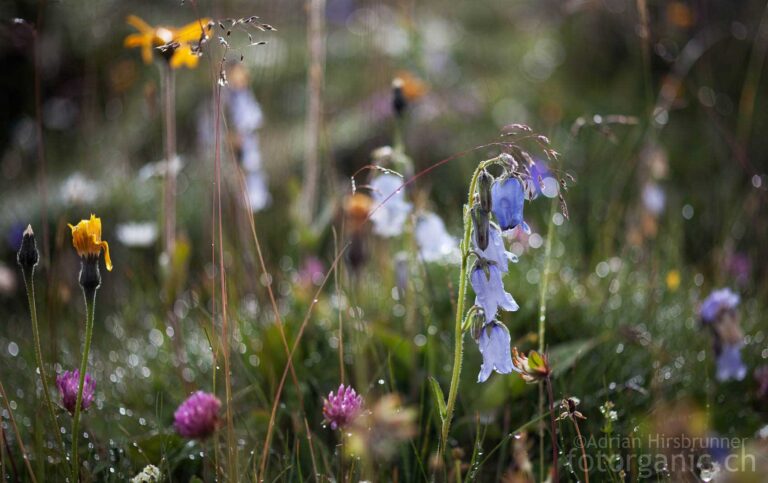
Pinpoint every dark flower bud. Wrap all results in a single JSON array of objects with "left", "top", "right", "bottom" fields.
[
  {"left": 477, "top": 170, "right": 493, "bottom": 212},
  {"left": 17, "top": 225, "right": 39, "bottom": 273},
  {"left": 392, "top": 77, "right": 406, "bottom": 118},
  {"left": 79, "top": 256, "right": 102, "bottom": 293},
  {"left": 471, "top": 206, "right": 490, "bottom": 251}
]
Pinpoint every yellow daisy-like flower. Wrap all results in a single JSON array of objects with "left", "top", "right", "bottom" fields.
[
  {"left": 68, "top": 214, "right": 113, "bottom": 271},
  {"left": 124, "top": 15, "right": 211, "bottom": 69},
  {"left": 666, "top": 269, "right": 681, "bottom": 292}
]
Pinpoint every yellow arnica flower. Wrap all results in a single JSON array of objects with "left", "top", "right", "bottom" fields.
[
  {"left": 666, "top": 270, "right": 681, "bottom": 292},
  {"left": 124, "top": 15, "right": 211, "bottom": 69},
  {"left": 68, "top": 214, "right": 113, "bottom": 271}
]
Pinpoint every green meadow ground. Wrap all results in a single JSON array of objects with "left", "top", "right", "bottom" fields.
[{"left": 0, "top": 0, "right": 767, "bottom": 481}]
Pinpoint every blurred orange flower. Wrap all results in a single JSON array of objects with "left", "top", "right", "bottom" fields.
[
  {"left": 394, "top": 71, "right": 428, "bottom": 101},
  {"left": 124, "top": 15, "right": 211, "bottom": 69}
]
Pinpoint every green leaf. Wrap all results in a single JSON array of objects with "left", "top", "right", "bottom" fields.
[
  {"left": 549, "top": 338, "right": 600, "bottom": 378},
  {"left": 528, "top": 350, "right": 545, "bottom": 370},
  {"left": 428, "top": 376, "right": 447, "bottom": 423}
]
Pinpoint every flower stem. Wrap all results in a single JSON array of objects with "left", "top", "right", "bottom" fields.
[
  {"left": 71, "top": 286, "right": 96, "bottom": 482},
  {"left": 545, "top": 376, "right": 559, "bottom": 482},
  {"left": 161, "top": 63, "right": 177, "bottom": 256},
  {"left": 440, "top": 158, "right": 496, "bottom": 461},
  {"left": 21, "top": 268, "right": 65, "bottom": 462},
  {"left": 537, "top": 196, "right": 557, "bottom": 479},
  {"left": 572, "top": 415, "right": 589, "bottom": 483}
]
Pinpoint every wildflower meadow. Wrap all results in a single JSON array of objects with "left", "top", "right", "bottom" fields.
[{"left": 1, "top": 0, "right": 768, "bottom": 481}]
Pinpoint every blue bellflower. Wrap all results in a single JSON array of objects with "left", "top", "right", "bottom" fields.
[
  {"left": 491, "top": 177, "right": 526, "bottom": 231},
  {"left": 716, "top": 342, "right": 747, "bottom": 382},
  {"left": 700, "top": 288, "right": 740, "bottom": 323},
  {"left": 477, "top": 321, "right": 515, "bottom": 382},
  {"left": 473, "top": 226, "right": 517, "bottom": 272},
  {"left": 523, "top": 161, "right": 559, "bottom": 200},
  {"left": 415, "top": 211, "right": 459, "bottom": 263},
  {"left": 370, "top": 174, "right": 412, "bottom": 238},
  {"left": 471, "top": 263, "right": 519, "bottom": 322}
]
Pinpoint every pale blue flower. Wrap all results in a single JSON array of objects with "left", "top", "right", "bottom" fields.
[
  {"left": 415, "top": 211, "right": 458, "bottom": 263},
  {"left": 716, "top": 343, "right": 747, "bottom": 382},
  {"left": 471, "top": 263, "right": 518, "bottom": 322},
  {"left": 491, "top": 177, "right": 525, "bottom": 231},
  {"left": 370, "top": 174, "right": 412, "bottom": 237},
  {"left": 700, "top": 288, "right": 740, "bottom": 323},
  {"left": 477, "top": 321, "right": 515, "bottom": 383},
  {"left": 473, "top": 226, "right": 517, "bottom": 272}
]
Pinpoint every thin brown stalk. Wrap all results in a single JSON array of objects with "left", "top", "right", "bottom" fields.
[
  {"left": 572, "top": 416, "right": 590, "bottom": 483},
  {"left": 333, "top": 228, "right": 345, "bottom": 383},
  {"left": 213, "top": 54, "right": 237, "bottom": 481},
  {"left": 635, "top": 0, "right": 653, "bottom": 113},
  {"left": 0, "top": 379, "right": 38, "bottom": 483},
  {"left": 258, "top": 245, "right": 350, "bottom": 480},
  {"left": 162, "top": 63, "right": 177, "bottom": 256},
  {"left": 737, "top": 0, "right": 768, "bottom": 143},
  {"left": 303, "top": 417, "right": 320, "bottom": 482},
  {"left": 31, "top": 11, "right": 49, "bottom": 267},
  {"left": 299, "top": 0, "right": 326, "bottom": 224},
  {"left": 232, "top": 149, "right": 317, "bottom": 475},
  {"left": 1, "top": 416, "right": 19, "bottom": 480},
  {"left": 545, "top": 377, "right": 558, "bottom": 482}
]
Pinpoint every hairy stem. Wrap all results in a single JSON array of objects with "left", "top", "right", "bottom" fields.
[
  {"left": 440, "top": 158, "right": 496, "bottom": 461},
  {"left": 71, "top": 286, "right": 96, "bottom": 481},
  {"left": 21, "top": 268, "right": 65, "bottom": 461}
]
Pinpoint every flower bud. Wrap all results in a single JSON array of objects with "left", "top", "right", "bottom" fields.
[
  {"left": 79, "top": 257, "right": 101, "bottom": 293},
  {"left": 17, "top": 225, "right": 39, "bottom": 273},
  {"left": 471, "top": 206, "right": 490, "bottom": 251},
  {"left": 477, "top": 170, "right": 493, "bottom": 213},
  {"left": 392, "top": 77, "right": 406, "bottom": 118}
]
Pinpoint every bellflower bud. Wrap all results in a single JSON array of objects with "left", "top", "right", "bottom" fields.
[
  {"left": 471, "top": 206, "right": 490, "bottom": 251},
  {"left": 477, "top": 170, "right": 493, "bottom": 213},
  {"left": 17, "top": 225, "right": 39, "bottom": 274}
]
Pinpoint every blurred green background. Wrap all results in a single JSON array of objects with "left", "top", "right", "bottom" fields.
[{"left": 0, "top": 0, "right": 767, "bottom": 481}]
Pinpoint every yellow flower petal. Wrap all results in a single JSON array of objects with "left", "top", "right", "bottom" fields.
[
  {"left": 97, "top": 238, "right": 112, "bottom": 271},
  {"left": 68, "top": 214, "right": 112, "bottom": 270},
  {"left": 174, "top": 18, "right": 210, "bottom": 43},
  {"left": 126, "top": 15, "right": 153, "bottom": 34}
]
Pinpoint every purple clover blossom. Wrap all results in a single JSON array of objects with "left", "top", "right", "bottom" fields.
[
  {"left": 298, "top": 256, "right": 325, "bottom": 287},
  {"left": 491, "top": 177, "right": 525, "bottom": 231},
  {"left": 173, "top": 391, "right": 221, "bottom": 440},
  {"left": 700, "top": 288, "right": 740, "bottom": 323},
  {"left": 477, "top": 321, "right": 515, "bottom": 383},
  {"left": 473, "top": 226, "right": 517, "bottom": 272},
  {"left": 370, "top": 174, "right": 412, "bottom": 237},
  {"left": 322, "top": 384, "right": 364, "bottom": 430},
  {"left": 471, "top": 263, "right": 519, "bottom": 322},
  {"left": 715, "top": 343, "right": 747, "bottom": 382},
  {"left": 56, "top": 370, "right": 95, "bottom": 414}
]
